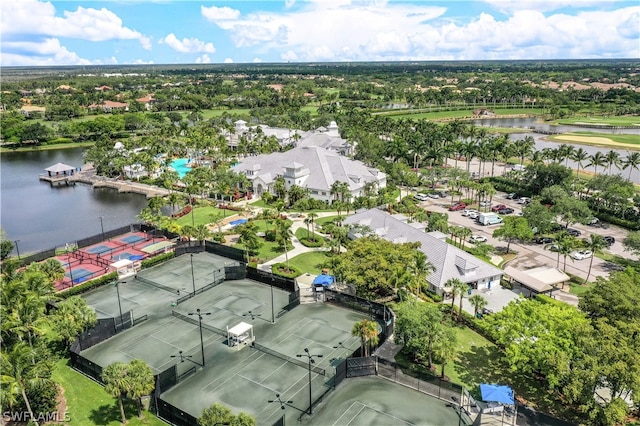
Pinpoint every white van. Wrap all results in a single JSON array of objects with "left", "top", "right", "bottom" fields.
[{"left": 512, "top": 164, "right": 526, "bottom": 172}]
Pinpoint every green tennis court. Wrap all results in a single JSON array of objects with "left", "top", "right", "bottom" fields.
[{"left": 303, "top": 376, "right": 464, "bottom": 426}]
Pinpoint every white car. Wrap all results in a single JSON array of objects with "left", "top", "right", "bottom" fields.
[
  {"left": 462, "top": 209, "right": 478, "bottom": 217},
  {"left": 414, "top": 193, "right": 429, "bottom": 201},
  {"left": 468, "top": 211, "right": 480, "bottom": 219},
  {"left": 572, "top": 250, "right": 593, "bottom": 260},
  {"left": 479, "top": 200, "right": 491, "bottom": 207},
  {"left": 469, "top": 235, "right": 487, "bottom": 243}
]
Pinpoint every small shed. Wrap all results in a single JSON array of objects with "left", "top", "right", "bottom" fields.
[
  {"left": 111, "top": 259, "right": 139, "bottom": 279},
  {"left": 227, "top": 322, "right": 254, "bottom": 349}
]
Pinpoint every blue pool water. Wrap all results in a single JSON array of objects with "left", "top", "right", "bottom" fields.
[
  {"left": 170, "top": 158, "right": 192, "bottom": 178},
  {"left": 230, "top": 218, "right": 248, "bottom": 226}
]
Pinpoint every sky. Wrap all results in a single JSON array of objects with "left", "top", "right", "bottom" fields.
[{"left": 1, "top": 0, "right": 639, "bottom": 67}]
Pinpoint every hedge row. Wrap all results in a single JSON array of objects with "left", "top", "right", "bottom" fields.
[
  {"left": 299, "top": 237, "right": 324, "bottom": 248},
  {"left": 594, "top": 211, "right": 640, "bottom": 231},
  {"left": 535, "top": 294, "right": 568, "bottom": 307},
  {"left": 271, "top": 263, "right": 302, "bottom": 279},
  {"left": 59, "top": 272, "right": 119, "bottom": 298},
  {"left": 141, "top": 252, "right": 175, "bottom": 268}
]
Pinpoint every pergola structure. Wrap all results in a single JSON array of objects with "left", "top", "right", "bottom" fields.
[{"left": 504, "top": 266, "right": 570, "bottom": 296}]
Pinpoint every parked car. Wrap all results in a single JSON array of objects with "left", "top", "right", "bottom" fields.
[
  {"left": 535, "top": 237, "right": 554, "bottom": 244},
  {"left": 603, "top": 236, "right": 615, "bottom": 245},
  {"left": 549, "top": 244, "right": 560, "bottom": 252},
  {"left": 469, "top": 235, "right": 487, "bottom": 243},
  {"left": 566, "top": 228, "right": 581, "bottom": 237},
  {"left": 517, "top": 197, "right": 531, "bottom": 204},
  {"left": 462, "top": 209, "right": 479, "bottom": 217},
  {"left": 573, "top": 250, "right": 593, "bottom": 260},
  {"left": 498, "top": 207, "right": 514, "bottom": 215},
  {"left": 587, "top": 218, "right": 600, "bottom": 226},
  {"left": 428, "top": 192, "right": 441, "bottom": 199},
  {"left": 438, "top": 191, "right": 450, "bottom": 198},
  {"left": 449, "top": 202, "right": 466, "bottom": 211},
  {"left": 550, "top": 223, "right": 565, "bottom": 232},
  {"left": 479, "top": 200, "right": 491, "bottom": 207},
  {"left": 491, "top": 204, "right": 507, "bottom": 212},
  {"left": 414, "top": 193, "right": 429, "bottom": 201},
  {"left": 505, "top": 193, "right": 519, "bottom": 199},
  {"left": 468, "top": 211, "right": 480, "bottom": 219}
]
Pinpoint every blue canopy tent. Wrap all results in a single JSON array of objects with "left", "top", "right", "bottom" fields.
[
  {"left": 312, "top": 274, "right": 334, "bottom": 287},
  {"left": 480, "top": 384, "right": 514, "bottom": 404}
]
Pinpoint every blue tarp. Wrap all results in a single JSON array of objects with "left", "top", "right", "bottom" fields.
[
  {"left": 312, "top": 274, "right": 334, "bottom": 286},
  {"left": 480, "top": 384, "right": 514, "bottom": 405},
  {"left": 230, "top": 218, "right": 248, "bottom": 226}
]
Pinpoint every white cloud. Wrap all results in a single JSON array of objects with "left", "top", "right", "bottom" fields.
[
  {"left": 132, "top": 58, "right": 155, "bottom": 64},
  {"left": 195, "top": 54, "right": 211, "bottom": 64},
  {"left": 201, "top": 5, "right": 241, "bottom": 22},
  {"left": 224, "top": 57, "right": 234, "bottom": 63},
  {"left": 203, "top": 1, "right": 639, "bottom": 61},
  {"left": 1, "top": 37, "right": 92, "bottom": 66},
  {"left": 284, "top": 0, "right": 296, "bottom": 8},
  {"left": 483, "top": 0, "right": 618, "bottom": 13},
  {"left": 253, "top": 58, "right": 263, "bottom": 63},
  {"left": 1, "top": 0, "right": 149, "bottom": 45},
  {"left": 161, "top": 33, "right": 216, "bottom": 53}
]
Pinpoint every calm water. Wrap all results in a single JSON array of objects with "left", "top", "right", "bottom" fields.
[{"left": 1, "top": 147, "right": 148, "bottom": 255}]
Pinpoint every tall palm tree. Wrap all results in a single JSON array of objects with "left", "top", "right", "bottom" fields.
[
  {"left": 584, "top": 235, "right": 606, "bottom": 284},
  {"left": 38, "top": 258, "right": 66, "bottom": 282},
  {"left": 588, "top": 152, "right": 607, "bottom": 176},
  {"left": 352, "top": 319, "right": 379, "bottom": 357},
  {"left": 558, "top": 144, "right": 575, "bottom": 168},
  {"left": 434, "top": 327, "right": 457, "bottom": 379},
  {"left": 126, "top": 359, "right": 155, "bottom": 419},
  {"left": 446, "top": 278, "right": 468, "bottom": 321},
  {"left": 275, "top": 218, "right": 293, "bottom": 271},
  {"left": 555, "top": 233, "right": 577, "bottom": 272},
  {"left": 468, "top": 294, "right": 488, "bottom": 317},
  {"left": 102, "top": 362, "right": 130, "bottom": 425},
  {"left": 572, "top": 147, "right": 590, "bottom": 178},
  {"left": 0, "top": 343, "right": 50, "bottom": 424},
  {"left": 237, "top": 222, "right": 262, "bottom": 262},
  {"left": 409, "top": 252, "right": 434, "bottom": 296},
  {"left": 604, "top": 150, "right": 622, "bottom": 175},
  {"left": 622, "top": 151, "right": 640, "bottom": 181},
  {"left": 517, "top": 136, "right": 535, "bottom": 167}
]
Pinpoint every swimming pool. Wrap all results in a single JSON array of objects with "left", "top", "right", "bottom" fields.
[{"left": 170, "top": 158, "right": 192, "bottom": 178}]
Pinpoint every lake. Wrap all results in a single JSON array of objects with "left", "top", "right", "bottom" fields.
[{"left": 1, "top": 147, "right": 148, "bottom": 255}]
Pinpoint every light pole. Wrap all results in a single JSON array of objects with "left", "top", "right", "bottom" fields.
[
  {"left": 270, "top": 282, "right": 275, "bottom": 324},
  {"left": 99, "top": 216, "right": 105, "bottom": 241},
  {"left": 115, "top": 281, "right": 125, "bottom": 325},
  {"left": 268, "top": 393, "right": 293, "bottom": 425},
  {"left": 190, "top": 253, "right": 196, "bottom": 295},
  {"left": 169, "top": 350, "right": 202, "bottom": 367},
  {"left": 13, "top": 240, "right": 20, "bottom": 260},
  {"left": 296, "top": 348, "right": 323, "bottom": 415},
  {"left": 188, "top": 309, "right": 211, "bottom": 367}
]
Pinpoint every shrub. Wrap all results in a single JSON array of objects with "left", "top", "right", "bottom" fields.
[
  {"left": 535, "top": 294, "right": 566, "bottom": 307},
  {"left": 46, "top": 137, "right": 74, "bottom": 145},
  {"left": 271, "top": 263, "right": 301, "bottom": 278},
  {"left": 299, "top": 237, "right": 323, "bottom": 248},
  {"left": 594, "top": 211, "right": 640, "bottom": 231},
  {"left": 141, "top": 252, "right": 175, "bottom": 268},
  {"left": 26, "top": 381, "right": 59, "bottom": 415},
  {"left": 59, "top": 272, "right": 118, "bottom": 298}
]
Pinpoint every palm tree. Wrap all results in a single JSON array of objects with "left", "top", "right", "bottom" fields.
[
  {"left": 572, "top": 147, "right": 590, "bottom": 178},
  {"left": 102, "top": 362, "right": 130, "bottom": 424},
  {"left": 555, "top": 233, "right": 577, "bottom": 272},
  {"left": 604, "top": 150, "right": 622, "bottom": 175},
  {"left": 588, "top": 152, "right": 607, "bottom": 176},
  {"left": 39, "top": 258, "right": 66, "bottom": 282},
  {"left": 516, "top": 136, "right": 535, "bottom": 167},
  {"left": 446, "top": 278, "right": 468, "bottom": 321},
  {"left": 622, "top": 151, "right": 640, "bottom": 181},
  {"left": 275, "top": 218, "right": 293, "bottom": 272},
  {"left": 308, "top": 212, "right": 318, "bottom": 237},
  {"left": 584, "top": 235, "right": 606, "bottom": 284},
  {"left": 192, "top": 224, "right": 212, "bottom": 247},
  {"left": 237, "top": 222, "right": 262, "bottom": 262},
  {"left": 409, "top": 252, "right": 434, "bottom": 296},
  {"left": 434, "top": 327, "right": 457, "bottom": 379},
  {"left": 127, "top": 359, "right": 155, "bottom": 418},
  {"left": 558, "top": 144, "right": 575, "bottom": 168},
  {"left": 352, "top": 319, "right": 379, "bottom": 357},
  {"left": 1, "top": 343, "right": 51, "bottom": 424},
  {"left": 468, "top": 294, "right": 488, "bottom": 317}
]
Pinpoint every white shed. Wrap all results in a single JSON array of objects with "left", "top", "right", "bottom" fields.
[
  {"left": 110, "top": 259, "right": 139, "bottom": 279},
  {"left": 226, "top": 322, "right": 254, "bottom": 349}
]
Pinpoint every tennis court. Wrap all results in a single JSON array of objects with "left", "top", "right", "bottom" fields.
[
  {"left": 81, "top": 315, "right": 219, "bottom": 375},
  {"left": 135, "top": 251, "right": 230, "bottom": 294},
  {"left": 119, "top": 234, "right": 146, "bottom": 244},
  {"left": 85, "top": 244, "right": 117, "bottom": 255},
  {"left": 161, "top": 302, "right": 367, "bottom": 423},
  {"left": 303, "top": 376, "right": 464, "bottom": 426}
]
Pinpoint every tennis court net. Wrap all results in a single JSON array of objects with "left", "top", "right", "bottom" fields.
[
  {"left": 252, "top": 342, "right": 326, "bottom": 376},
  {"left": 136, "top": 275, "right": 179, "bottom": 294},
  {"left": 171, "top": 310, "right": 227, "bottom": 338}
]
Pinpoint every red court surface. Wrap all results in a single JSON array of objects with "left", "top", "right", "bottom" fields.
[{"left": 54, "top": 231, "right": 170, "bottom": 291}]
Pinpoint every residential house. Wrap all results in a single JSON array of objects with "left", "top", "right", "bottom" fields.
[
  {"left": 19, "top": 105, "right": 46, "bottom": 117},
  {"left": 87, "top": 100, "right": 129, "bottom": 113},
  {"left": 232, "top": 145, "right": 386, "bottom": 203},
  {"left": 136, "top": 94, "right": 158, "bottom": 110},
  {"left": 343, "top": 208, "right": 503, "bottom": 295}
]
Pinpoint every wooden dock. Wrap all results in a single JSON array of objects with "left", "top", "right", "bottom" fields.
[{"left": 39, "top": 174, "right": 77, "bottom": 186}]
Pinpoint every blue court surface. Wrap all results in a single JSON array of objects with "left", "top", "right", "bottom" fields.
[
  {"left": 112, "top": 252, "right": 136, "bottom": 260},
  {"left": 86, "top": 244, "right": 112, "bottom": 254},
  {"left": 120, "top": 235, "right": 145, "bottom": 244}
]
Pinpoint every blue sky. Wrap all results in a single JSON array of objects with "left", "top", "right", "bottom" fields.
[{"left": 1, "top": 0, "right": 638, "bottom": 66}]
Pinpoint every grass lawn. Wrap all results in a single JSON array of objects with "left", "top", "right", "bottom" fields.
[
  {"left": 174, "top": 206, "right": 231, "bottom": 227},
  {"left": 315, "top": 215, "right": 340, "bottom": 227},
  {"left": 52, "top": 359, "right": 165, "bottom": 426},
  {"left": 395, "top": 322, "right": 575, "bottom": 421},
  {"left": 234, "top": 237, "right": 283, "bottom": 263},
  {"left": 294, "top": 227, "right": 325, "bottom": 244},
  {"left": 555, "top": 115, "right": 640, "bottom": 127},
  {"left": 568, "top": 282, "right": 591, "bottom": 296},
  {"left": 595, "top": 251, "right": 640, "bottom": 270},
  {"left": 1, "top": 142, "right": 94, "bottom": 153},
  {"left": 287, "top": 251, "right": 331, "bottom": 276}
]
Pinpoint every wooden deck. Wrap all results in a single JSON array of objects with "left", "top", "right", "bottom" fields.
[{"left": 39, "top": 174, "right": 77, "bottom": 186}]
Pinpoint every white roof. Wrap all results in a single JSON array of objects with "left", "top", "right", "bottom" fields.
[
  {"left": 228, "top": 321, "right": 253, "bottom": 336},
  {"left": 111, "top": 259, "right": 133, "bottom": 268},
  {"left": 45, "top": 163, "right": 75, "bottom": 173}
]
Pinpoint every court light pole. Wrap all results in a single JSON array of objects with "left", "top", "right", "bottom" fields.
[
  {"left": 99, "top": 216, "right": 105, "bottom": 241},
  {"left": 169, "top": 350, "right": 202, "bottom": 367},
  {"left": 13, "top": 240, "right": 20, "bottom": 261},
  {"left": 268, "top": 392, "right": 293, "bottom": 424},
  {"left": 190, "top": 253, "right": 196, "bottom": 295},
  {"left": 270, "top": 282, "right": 275, "bottom": 324},
  {"left": 115, "top": 280, "right": 125, "bottom": 325},
  {"left": 296, "top": 348, "right": 323, "bottom": 415},
  {"left": 188, "top": 309, "right": 211, "bottom": 367}
]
